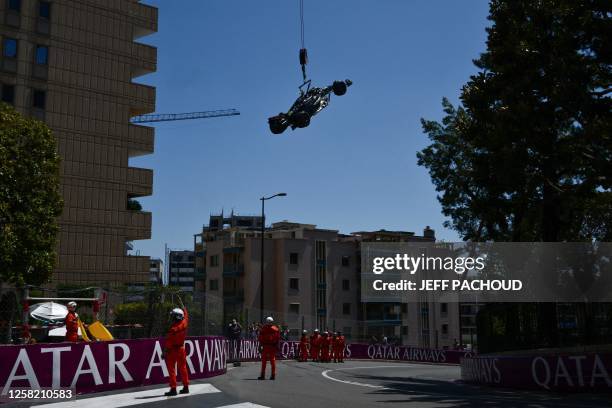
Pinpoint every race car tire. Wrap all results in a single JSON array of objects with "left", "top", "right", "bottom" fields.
[
  {"left": 293, "top": 111, "right": 310, "bottom": 128},
  {"left": 268, "top": 116, "right": 288, "bottom": 134},
  {"left": 332, "top": 81, "right": 348, "bottom": 96}
]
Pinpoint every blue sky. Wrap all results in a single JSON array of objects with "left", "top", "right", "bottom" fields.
[{"left": 131, "top": 1, "right": 491, "bottom": 260}]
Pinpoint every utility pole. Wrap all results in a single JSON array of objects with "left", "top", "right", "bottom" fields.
[{"left": 259, "top": 193, "right": 287, "bottom": 323}]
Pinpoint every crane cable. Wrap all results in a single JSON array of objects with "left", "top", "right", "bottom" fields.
[{"left": 299, "top": 0, "right": 308, "bottom": 82}]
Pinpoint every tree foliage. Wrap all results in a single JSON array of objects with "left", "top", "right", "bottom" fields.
[
  {"left": 0, "top": 103, "right": 62, "bottom": 285},
  {"left": 127, "top": 198, "right": 142, "bottom": 211},
  {"left": 417, "top": 0, "right": 611, "bottom": 242}
]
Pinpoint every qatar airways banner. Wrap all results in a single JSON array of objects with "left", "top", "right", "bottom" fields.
[
  {"left": 0, "top": 336, "right": 227, "bottom": 396},
  {"left": 461, "top": 353, "right": 612, "bottom": 392},
  {"left": 235, "top": 339, "right": 471, "bottom": 364}
]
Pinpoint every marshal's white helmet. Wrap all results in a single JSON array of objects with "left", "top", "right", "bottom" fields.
[
  {"left": 265, "top": 316, "right": 274, "bottom": 323},
  {"left": 67, "top": 301, "right": 77, "bottom": 308},
  {"left": 170, "top": 308, "right": 184, "bottom": 320},
  {"left": 303, "top": 330, "right": 308, "bottom": 334}
]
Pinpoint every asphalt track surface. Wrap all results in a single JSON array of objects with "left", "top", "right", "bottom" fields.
[{"left": 24, "top": 360, "right": 610, "bottom": 408}]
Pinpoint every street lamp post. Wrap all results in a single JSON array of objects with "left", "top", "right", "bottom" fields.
[{"left": 260, "top": 193, "right": 287, "bottom": 323}]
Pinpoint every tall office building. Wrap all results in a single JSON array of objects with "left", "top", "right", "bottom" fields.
[{"left": 0, "top": 0, "right": 157, "bottom": 285}]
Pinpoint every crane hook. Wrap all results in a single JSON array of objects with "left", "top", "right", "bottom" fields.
[{"left": 299, "top": 48, "right": 308, "bottom": 82}]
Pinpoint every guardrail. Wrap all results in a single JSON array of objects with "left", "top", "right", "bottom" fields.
[
  {"left": 230, "top": 339, "right": 472, "bottom": 365},
  {"left": 0, "top": 336, "right": 227, "bottom": 395},
  {"left": 461, "top": 352, "right": 612, "bottom": 392}
]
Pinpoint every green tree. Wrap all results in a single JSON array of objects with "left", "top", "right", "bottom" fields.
[
  {"left": 127, "top": 198, "right": 142, "bottom": 211},
  {"left": 417, "top": 0, "right": 611, "bottom": 242},
  {"left": 417, "top": 1, "right": 611, "bottom": 351},
  {"left": 0, "top": 103, "right": 62, "bottom": 286}
]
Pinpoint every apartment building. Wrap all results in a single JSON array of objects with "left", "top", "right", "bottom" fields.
[
  {"left": 0, "top": 0, "right": 157, "bottom": 285},
  {"left": 194, "top": 213, "right": 465, "bottom": 346},
  {"left": 149, "top": 257, "right": 162, "bottom": 284},
  {"left": 168, "top": 250, "right": 195, "bottom": 292},
  {"left": 194, "top": 215, "right": 361, "bottom": 338}
]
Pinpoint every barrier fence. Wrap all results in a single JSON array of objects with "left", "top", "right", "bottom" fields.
[
  {"left": 233, "top": 339, "right": 472, "bottom": 365},
  {"left": 461, "top": 352, "right": 612, "bottom": 392},
  {"left": 5, "top": 336, "right": 608, "bottom": 395},
  {"left": 0, "top": 336, "right": 227, "bottom": 395},
  {"left": 1, "top": 336, "right": 469, "bottom": 397}
]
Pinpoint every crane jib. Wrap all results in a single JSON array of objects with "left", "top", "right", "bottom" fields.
[{"left": 131, "top": 109, "right": 240, "bottom": 124}]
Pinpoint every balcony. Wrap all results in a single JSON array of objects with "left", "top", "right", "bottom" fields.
[
  {"left": 223, "top": 263, "right": 244, "bottom": 277},
  {"left": 223, "top": 246, "right": 243, "bottom": 254},
  {"left": 129, "top": 83, "right": 156, "bottom": 116},
  {"left": 127, "top": 124, "right": 154, "bottom": 157},
  {"left": 131, "top": 43, "right": 157, "bottom": 78},
  {"left": 126, "top": 167, "right": 153, "bottom": 197},
  {"left": 364, "top": 312, "right": 402, "bottom": 326},
  {"left": 364, "top": 319, "right": 402, "bottom": 326},
  {"left": 131, "top": 2, "right": 158, "bottom": 40},
  {"left": 124, "top": 211, "right": 152, "bottom": 240}
]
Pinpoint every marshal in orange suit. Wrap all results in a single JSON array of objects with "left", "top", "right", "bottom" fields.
[
  {"left": 163, "top": 307, "right": 189, "bottom": 396},
  {"left": 64, "top": 301, "right": 79, "bottom": 343},
  {"left": 258, "top": 316, "right": 280, "bottom": 380}
]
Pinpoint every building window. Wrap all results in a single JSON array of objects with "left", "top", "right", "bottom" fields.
[
  {"left": 209, "top": 279, "right": 219, "bottom": 291},
  {"left": 341, "top": 256, "right": 350, "bottom": 267},
  {"left": 289, "top": 278, "right": 299, "bottom": 291},
  {"left": 289, "top": 252, "right": 298, "bottom": 265},
  {"left": 32, "top": 90, "right": 45, "bottom": 109},
  {"left": 442, "top": 324, "right": 449, "bottom": 335},
  {"left": 39, "top": 1, "right": 51, "bottom": 19},
  {"left": 342, "top": 303, "right": 351, "bottom": 315},
  {"left": 35, "top": 45, "right": 48, "bottom": 65},
  {"left": 289, "top": 303, "right": 300, "bottom": 315},
  {"left": 209, "top": 254, "right": 219, "bottom": 267},
  {"left": 342, "top": 279, "right": 350, "bottom": 291},
  {"left": 3, "top": 38, "right": 17, "bottom": 58},
  {"left": 1, "top": 84, "right": 15, "bottom": 104},
  {"left": 8, "top": 0, "right": 21, "bottom": 11},
  {"left": 401, "top": 326, "right": 409, "bottom": 335},
  {"left": 440, "top": 303, "right": 448, "bottom": 315}
]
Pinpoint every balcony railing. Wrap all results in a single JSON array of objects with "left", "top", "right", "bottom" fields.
[
  {"left": 223, "top": 246, "right": 243, "bottom": 254},
  {"left": 129, "top": 83, "right": 156, "bottom": 116},
  {"left": 127, "top": 167, "right": 153, "bottom": 197},
  {"left": 365, "top": 313, "right": 401, "bottom": 322},
  {"left": 128, "top": 124, "right": 154, "bottom": 157},
  {"left": 364, "top": 319, "right": 402, "bottom": 326},
  {"left": 223, "top": 263, "right": 244, "bottom": 277}
]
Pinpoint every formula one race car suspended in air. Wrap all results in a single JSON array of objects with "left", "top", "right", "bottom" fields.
[
  {"left": 268, "top": 0, "right": 353, "bottom": 134},
  {"left": 268, "top": 79, "right": 352, "bottom": 134}
]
